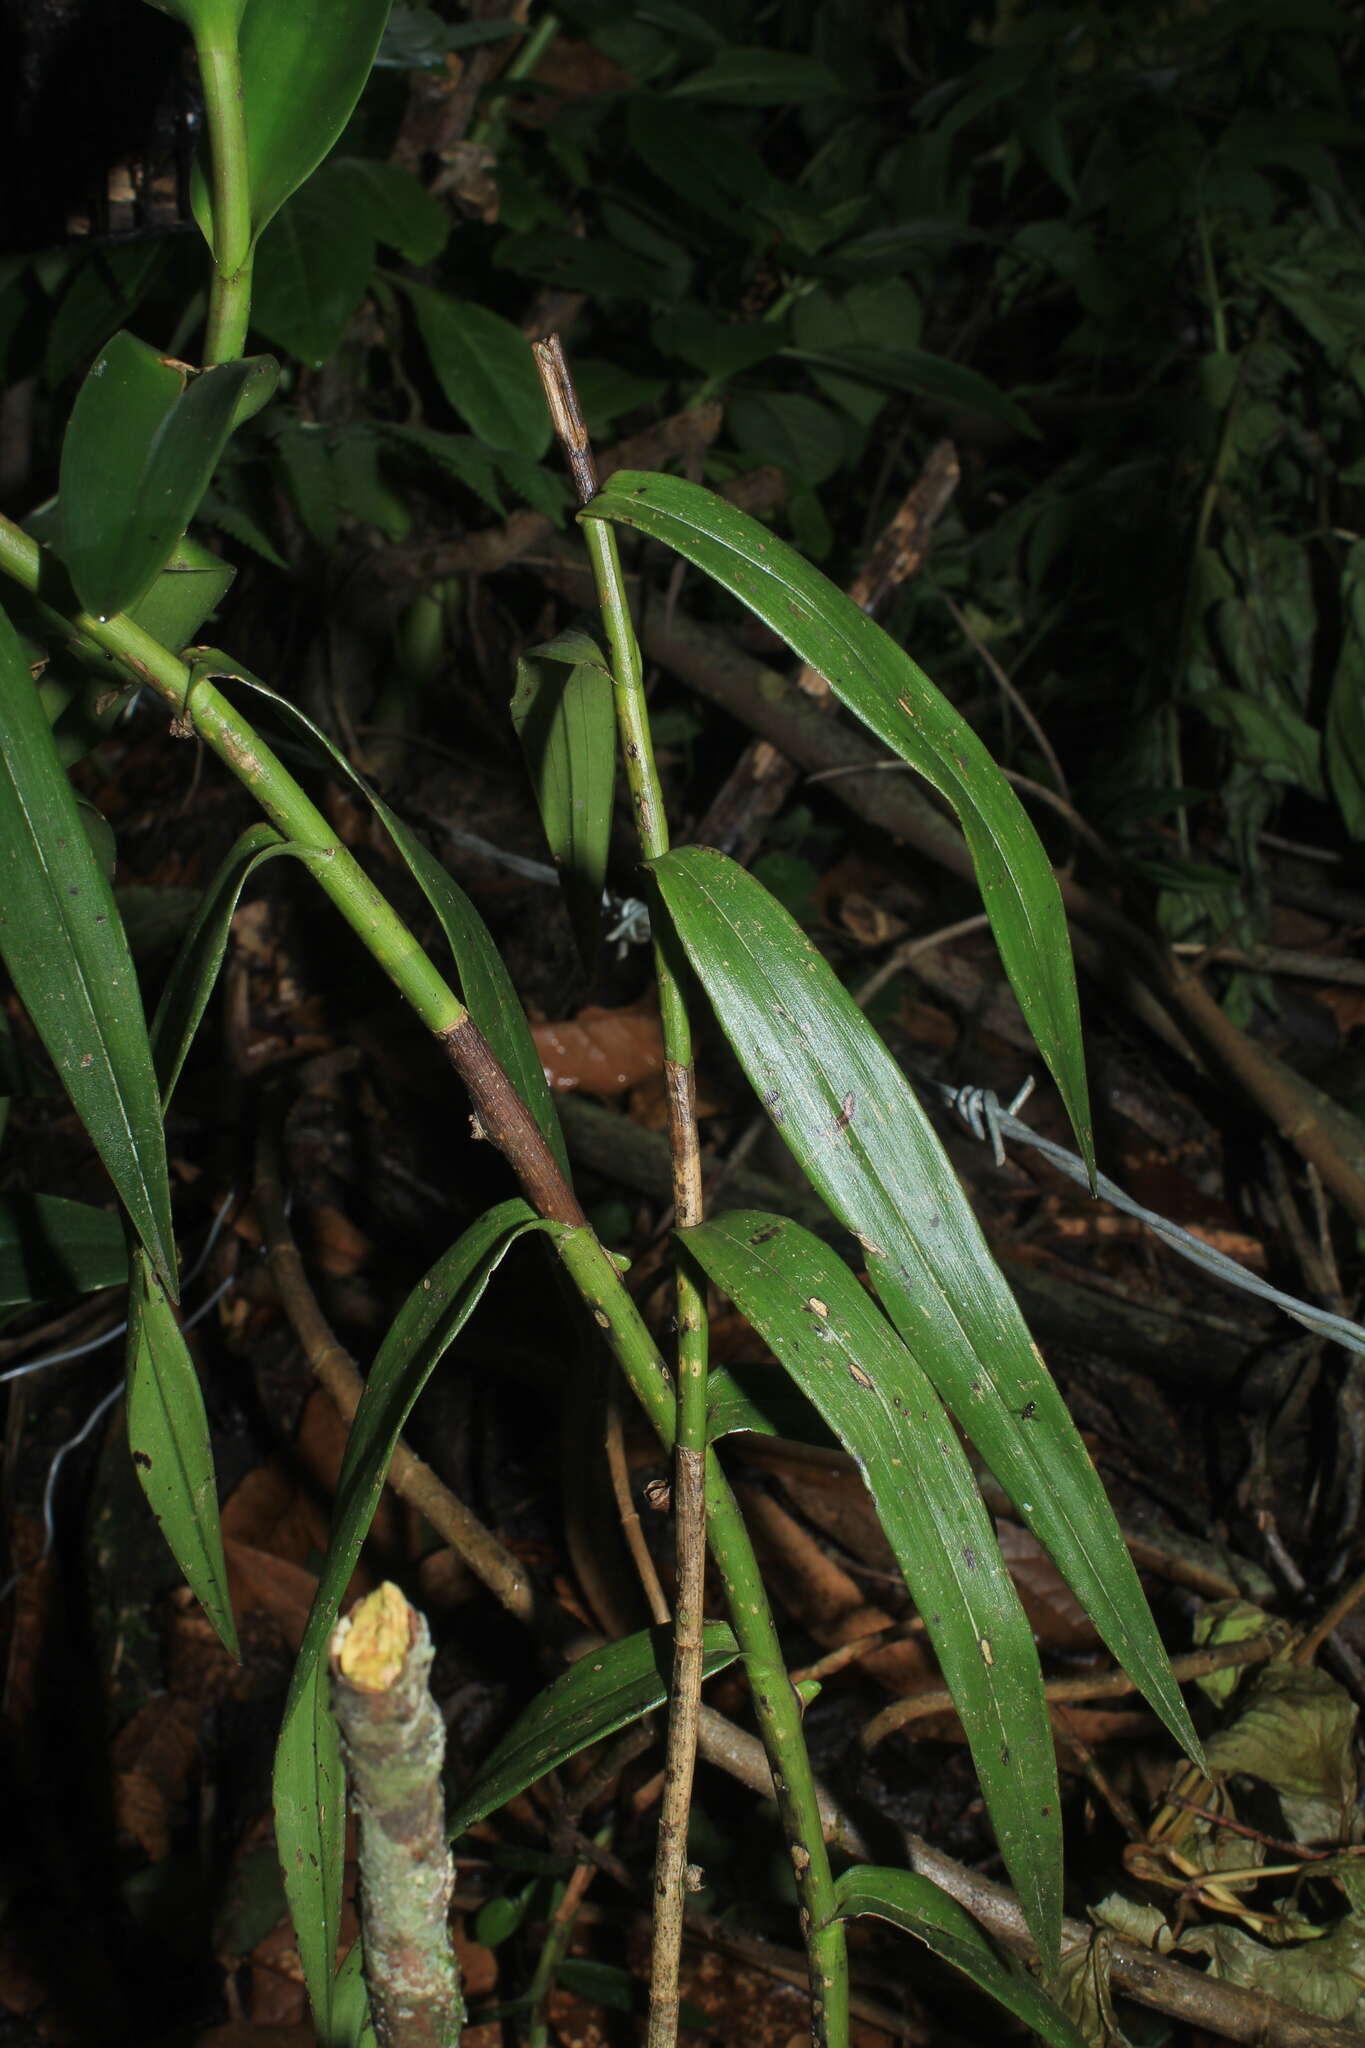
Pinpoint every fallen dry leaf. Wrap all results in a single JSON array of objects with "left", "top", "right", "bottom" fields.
[{"left": 533, "top": 1000, "right": 664, "bottom": 1096}]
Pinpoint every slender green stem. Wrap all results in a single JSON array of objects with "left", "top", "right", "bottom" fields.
[
  {"left": 551, "top": 1226, "right": 848, "bottom": 2045},
  {"left": 526, "top": 1821, "right": 610, "bottom": 2047},
  {"left": 197, "top": 29, "right": 254, "bottom": 364},
  {"left": 542, "top": 336, "right": 715, "bottom": 2041}
]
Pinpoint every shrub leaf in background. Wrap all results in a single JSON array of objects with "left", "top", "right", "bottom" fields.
[
  {"left": 401, "top": 282, "right": 553, "bottom": 457},
  {"left": 126, "top": 1245, "right": 238, "bottom": 1656},
  {"left": 684, "top": 1209, "right": 1060, "bottom": 1960},
  {"left": 511, "top": 628, "right": 617, "bottom": 967},
  {"left": 0, "top": 601, "right": 177, "bottom": 1291},
  {"left": 56, "top": 332, "right": 277, "bottom": 617},
  {"left": 651, "top": 848, "right": 1201, "bottom": 1774},
  {"left": 584, "top": 472, "right": 1092, "bottom": 1173}
]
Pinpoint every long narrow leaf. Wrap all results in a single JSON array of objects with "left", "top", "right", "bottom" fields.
[
  {"left": 275, "top": 1199, "right": 539, "bottom": 2031},
  {"left": 582, "top": 471, "right": 1092, "bottom": 1173},
  {"left": 0, "top": 601, "right": 176, "bottom": 1291},
  {"left": 832, "top": 1868, "right": 1085, "bottom": 2047},
  {"left": 447, "top": 1622, "right": 739, "bottom": 1841},
  {"left": 688, "top": 1210, "right": 1060, "bottom": 1961},
  {"left": 184, "top": 651, "right": 570, "bottom": 1178},
  {"left": 150, "top": 822, "right": 296, "bottom": 1106},
  {"left": 510, "top": 628, "right": 616, "bottom": 968},
  {"left": 127, "top": 1247, "right": 238, "bottom": 1656},
  {"left": 653, "top": 848, "right": 1201, "bottom": 1772}
]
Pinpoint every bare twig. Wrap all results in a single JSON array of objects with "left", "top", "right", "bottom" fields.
[
  {"left": 253, "top": 1112, "right": 583, "bottom": 1650},
  {"left": 330, "top": 1585, "right": 463, "bottom": 2048},
  {"left": 860, "top": 1630, "right": 1286, "bottom": 1751}
]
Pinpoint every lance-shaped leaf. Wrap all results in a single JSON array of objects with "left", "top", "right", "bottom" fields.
[
  {"left": 653, "top": 848, "right": 1201, "bottom": 1772},
  {"left": 832, "top": 1868, "right": 1085, "bottom": 2048},
  {"left": 56, "top": 332, "right": 277, "bottom": 618},
  {"left": 0, "top": 1193, "right": 128, "bottom": 1306},
  {"left": 583, "top": 471, "right": 1091, "bottom": 1174},
  {"left": 0, "top": 601, "right": 176, "bottom": 1292},
  {"left": 184, "top": 650, "right": 570, "bottom": 1179},
  {"left": 401, "top": 282, "right": 553, "bottom": 457},
  {"left": 511, "top": 628, "right": 616, "bottom": 968},
  {"left": 275, "top": 1199, "right": 539, "bottom": 2031},
  {"left": 150, "top": 822, "right": 297, "bottom": 1106},
  {"left": 688, "top": 1209, "right": 1060, "bottom": 1962},
  {"left": 190, "top": 0, "right": 394, "bottom": 251},
  {"left": 448, "top": 1622, "right": 740, "bottom": 1842},
  {"left": 127, "top": 1246, "right": 238, "bottom": 1656}
]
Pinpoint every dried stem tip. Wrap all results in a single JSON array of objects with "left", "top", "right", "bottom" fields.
[{"left": 533, "top": 333, "right": 599, "bottom": 505}]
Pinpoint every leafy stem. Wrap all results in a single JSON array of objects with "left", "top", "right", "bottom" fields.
[
  {"left": 534, "top": 334, "right": 844, "bottom": 2042},
  {"left": 195, "top": 24, "right": 254, "bottom": 365},
  {"left": 550, "top": 1225, "right": 849, "bottom": 2045}
]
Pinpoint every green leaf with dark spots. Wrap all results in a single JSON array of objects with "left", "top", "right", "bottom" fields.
[
  {"left": 651, "top": 848, "right": 1200, "bottom": 1788},
  {"left": 688, "top": 1209, "right": 1059, "bottom": 1961},
  {"left": 583, "top": 473, "right": 1086, "bottom": 1167}
]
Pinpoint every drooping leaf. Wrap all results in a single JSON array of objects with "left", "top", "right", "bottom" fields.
[
  {"left": 150, "top": 822, "right": 297, "bottom": 1106},
  {"left": 0, "top": 1193, "right": 128, "bottom": 1306},
  {"left": 373, "top": 801, "right": 573, "bottom": 1181},
  {"left": 190, "top": 0, "right": 394, "bottom": 252},
  {"left": 275, "top": 1199, "right": 539, "bottom": 2030},
  {"left": 510, "top": 629, "right": 617, "bottom": 967},
  {"left": 126, "top": 1245, "right": 238, "bottom": 1656},
  {"left": 582, "top": 473, "right": 1089, "bottom": 1169},
  {"left": 56, "top": 332, "right": 277, "bottom": 618},
  {"left": 447, "top": 1622, "right": 740, "bottom": 1840},
  {"left": 671, "top": 47, "right": 844, "bottom": 105},
  {"left": 401, "top": 282, "right": 552, "bottom": 457},
  {"left": 181, "top": 649, "right": 571, "bottom": 1180},
  {"left": 832, "top": 1868, "right": 1085, "bottom": 2048},
  {"left": 688, "top": 1210, "right": 1060, "bottom": 1959},
  {"left": 0, "top": 601, "right": 177, "bottom": 1292},
  {"left": 275, "top": 1658, "right": 347, "bottom": 2042},
  {"left": 651, "top": 848, "right": 1199, "bottom": 1773}
]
